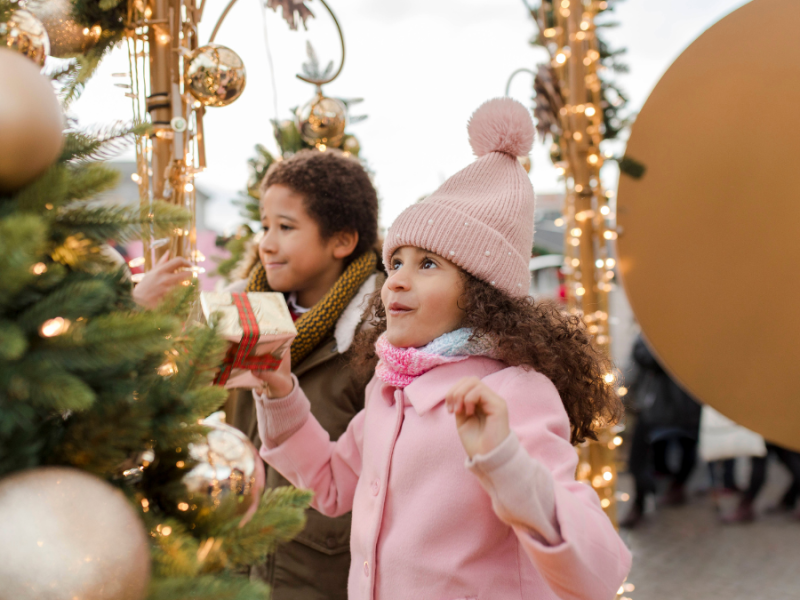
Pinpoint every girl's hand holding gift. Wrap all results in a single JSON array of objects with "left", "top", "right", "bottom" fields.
[
  {"left": 446, "top": 376, "right": 511, "bottom": 459},
  {"left": 253, "top": 348, "right": 295, "bottom": 398}
]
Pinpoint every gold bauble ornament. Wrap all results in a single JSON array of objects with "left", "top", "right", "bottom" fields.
[
  {"left": 185, "top": 44, "right": 246, "bottom": 107},
  {"left": 1, "top": 8, "right": 49, "bottom": 65},
  {"left": 0, "top": 467, "right": 150, "bottom": 600},
  {"left": 518, "top": 155, "right": 531, "bottom": 173},
  {"left": 0, "top": 48, "right": 64, "bottom": 194},
  {"left": 296, "top": 92, "right": 347, "bottom": 148},
  {"left": 183, "top": 412, "right": 265, "bottom": 525},
  {"left": 343, "top": 135, "right": 360, "bottom": 155},
  {"left": 616, "top": 0, "right": 800, "bottom": 451},
  {"left": 28, "top": 0, "right": 101, "bottom": 57}
]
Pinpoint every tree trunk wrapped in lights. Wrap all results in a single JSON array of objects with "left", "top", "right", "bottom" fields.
[{"left": 524, "top": 0, "right": 633, "bottom": 528}]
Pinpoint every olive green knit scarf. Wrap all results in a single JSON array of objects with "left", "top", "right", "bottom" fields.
[{"left": 245, "top": 251, "right": 377, "bottom": 366}]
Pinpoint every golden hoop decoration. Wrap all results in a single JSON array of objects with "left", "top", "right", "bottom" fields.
[
  {"left": 616, "top": 0, "right": 800, "bottom": 451},
  {"left": 208, "top": 0, "right": 345, "bottom": 86}
]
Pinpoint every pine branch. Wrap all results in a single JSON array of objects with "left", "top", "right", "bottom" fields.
[
  {"left": 9, "top": 166, "right": 69, "bottom": 215},
  {"left": 215, "top": 487, "right": 312, "bottom": 566},
  {"left": 38, "top": 312, "right": 178, "bottom": 372},
  {"left": 62, "top": 122, "right": 150, "bottom": 164},
  {"left": 147, "top": 574, "right": 271, "bottom": 600},
  {"left": 65, "top": 163, "right": 120, "bottom": 202},
  {"left": 56, "top": 200, "right": 190, "bottom": 245},
  {"left": 11, "top": 363, "right": 97, "bottom": 410},
  {"left": 0, "top": 214, "right": 48, "bottom": 306},
  {"left": 15, "top": 278, "right": 115, "bottom": 333},
  {"left": 0, "top": 320, "right": 27, "bottom": 360}
]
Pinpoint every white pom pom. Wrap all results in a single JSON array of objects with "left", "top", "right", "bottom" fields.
[{"left": 467, "top": 97, "right": 535, "bottom": 158}]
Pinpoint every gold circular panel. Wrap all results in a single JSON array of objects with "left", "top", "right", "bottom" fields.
[{"left": 617, "top": 0, "right": 800, "bottom": 450}]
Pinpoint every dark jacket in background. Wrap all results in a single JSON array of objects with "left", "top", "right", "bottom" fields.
[{"left": 630, "top": 336, "right": 702, "bottom": 440}]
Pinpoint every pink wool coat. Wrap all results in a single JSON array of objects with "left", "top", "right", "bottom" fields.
[{"left": 257, "top": 356, "right": 632, "bottom": 600}]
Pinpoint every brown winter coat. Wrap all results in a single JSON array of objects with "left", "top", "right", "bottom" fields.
[{"left": 224, "top": 272, "right": 382, "bottom": 600}]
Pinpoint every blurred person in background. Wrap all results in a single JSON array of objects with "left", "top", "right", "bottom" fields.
[
  {"left": 621, "top": 335, "right": 702, "bottom": 528},
  {"left": 723, "top": 443, "right": 800, "bottom": 523}
]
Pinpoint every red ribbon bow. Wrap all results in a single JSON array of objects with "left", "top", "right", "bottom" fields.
[{"left": 214, "top": 293, "right": 282, "bottom": 386}]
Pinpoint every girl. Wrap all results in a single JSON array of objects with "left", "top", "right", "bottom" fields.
[{"left": 254, "top": 98, "right": 632, "bottom": 599}]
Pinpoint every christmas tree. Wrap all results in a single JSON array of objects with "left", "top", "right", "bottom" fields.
[{"left": 0, "top": 2, "right": 310, "bottom": 598}]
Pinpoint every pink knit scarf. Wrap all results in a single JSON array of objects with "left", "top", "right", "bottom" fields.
[{"left": 374, "top": 329, "right": 494, "bottom": 389}]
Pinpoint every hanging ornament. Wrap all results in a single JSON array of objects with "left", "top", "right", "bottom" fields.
[
  {"left": 184, "top": 44, "right": 246, "bottom": 107},
  {"left": 518, "top": 155, "right": 531, "bottom": 173},
  {"left": 0, "top": 8, "right": 49, "bottom": 66},
  {"left": 342, "top": 135, "right": 360, "bottom": 155},
  {"left": 0, "top": 48, "right": 64, "bottom": 194},
  {"left": 27, "top": 0, "right": 101, "bottom": 58},
  {"left": 296, "top": 91, "right": 347, "bottom": 148},
  {"left": 0, "top": 467, "right": 150, "bottom": 600},
  {"left": 182, "top": 412, "right": 265, "bottom": 525}
]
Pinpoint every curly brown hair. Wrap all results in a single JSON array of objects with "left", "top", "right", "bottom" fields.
[
  {"left": 352, "top": 273, "right": 624, "bottom": 444},
  {"left": 260, "top": 149, "right": 379, "bottom": 263}
]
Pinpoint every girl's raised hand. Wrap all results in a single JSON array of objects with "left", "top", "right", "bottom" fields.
[
  {"left": 445, "top": 377, "right": 511, "bottom": 459},
  {"left": 252, "top": 348, "right": 294, "bottom": 399}
]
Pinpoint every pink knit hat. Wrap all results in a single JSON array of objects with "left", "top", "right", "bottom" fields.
[{"left": 383, "top": 97, "right": 536, "bottom": 297}]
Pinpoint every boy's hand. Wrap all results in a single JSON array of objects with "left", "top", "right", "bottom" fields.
[
  {"left": 253, "top": 348, "right": 294, "bottom": 398},
  {"left": 445, "top": 377, "right": 511, "bottom": 459},
  {"left": 132, "top": 251, "right": 193, "bottom": 309}
]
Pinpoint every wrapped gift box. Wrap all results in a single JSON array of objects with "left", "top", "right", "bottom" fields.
[{"left": 200, "top": 291, "right": 297, "bottom": 389}]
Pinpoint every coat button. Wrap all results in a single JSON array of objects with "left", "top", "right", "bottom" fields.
[
  {"left": 363, "top": 560, "right": 370, "bottom": 577},
  {"left": 371, "top": 480, "right": 380, "bottom": 496}
]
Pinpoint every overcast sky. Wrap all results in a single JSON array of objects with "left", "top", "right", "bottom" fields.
[{"left": 70, "top": 0, "right": 749, "bottom": 233}]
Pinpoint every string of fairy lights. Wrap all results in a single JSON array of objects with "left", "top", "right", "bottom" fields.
[{"left": 524, "top": 0, "right": 631, "bottom": 558}]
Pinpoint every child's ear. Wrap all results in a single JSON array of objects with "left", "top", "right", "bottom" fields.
[{"left": 331, "top": 230, "right": 359, "bottom": 260}]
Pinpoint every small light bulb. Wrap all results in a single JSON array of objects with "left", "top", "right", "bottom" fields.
[
  {"left": 588, "top": 154, "right": 599, "bottom": 165},
  {"left": 555, "top": 53, "right": 567, "bottom": 65},
  {"left": 573, "top": 131, "right": 583, "bottom": 142},
  {"left": 178, "top": 502, "right": 189, "bottom": 511},
  {"left": 544, "top": 27, "right": 556, "bottom": 38},
  {"left": 554, "top": 217, "right": 565, "bottom": 227},
  {"left": 82, "top": 27, "right": 90, "bottom": 35},
  {"left": 617, "top": 385, "right": 628, "bottom": 396},
  {"left": 131, "top": 173, "right": 141, "bottom": 183},
  {"left": 580, "top": 20, "right": 590, "bottom": 31},
  {"left": 41, "top": 317, "right": 70, "bottom": 338},
  {"left": 606, "top": 258, "right": 616, "bottom": 268},
  {"left": 575, "top": 183, "right": 584, "bottom": 193},
  {"left": 585, "top": 106, "right": 596, "bottom": 117},
  {"left": 571, "top": 258, "right": 580, "bottom": 267},
  {"left": 595, "top": 259, "right": 604, "bottom": 268},
  {"left": 603, "top": 373, "right": 615, "bottom": 384},
  {"left": 603, "top": 231, "right": 618, "bottom": 240},
  {"left": 601, "top": 498, "right": 611, "bottom": 508},
  {"left": 128, "top": 256, "right": 146, "bottom": 268},
  {"left": 31, "top": 262, "right": 47, "bottom": 275},
  {"left": 571, "top": 227, "right": 582, "bottom": 237},
  {"left": 184, "top": 182, "right": 194, "bottom": 192},
  {"left": 576, "top": 286, "right": 586, "bottom": 296},
  {"left": 570, "top": 238, "right": 580, "bottom": 247},
  {"left": 613, "top": 436, "right": 623, "bottom": 446},
  {"left": 600, "top": 205, "right": 611, "bottom": 215},
  {"left": 318, "top": 143, "right": 327, "bottom": 151}
]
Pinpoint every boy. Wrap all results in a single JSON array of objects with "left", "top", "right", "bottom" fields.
[{"left": 226, "top": 148, "right": 382, "bottom": 600}]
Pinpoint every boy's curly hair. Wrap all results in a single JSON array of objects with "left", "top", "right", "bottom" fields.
[
  {"left": 260, "top": 149, "right": 378, "bottom": 264},
  {"left": 352, "top": 273, "right": 624, "bottom": 445}
]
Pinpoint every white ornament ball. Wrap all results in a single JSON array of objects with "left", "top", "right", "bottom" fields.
[{"left": 0, "top": 467, "right": 150, "bottom": 600}]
